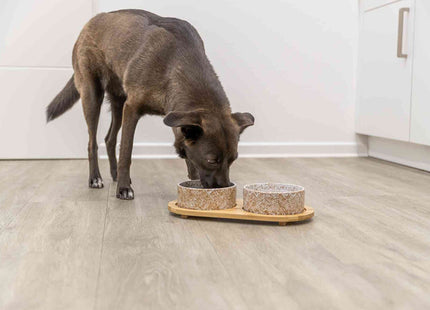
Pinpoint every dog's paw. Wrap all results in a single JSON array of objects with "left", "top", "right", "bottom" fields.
[
  {"left": 116, "top": 187, "right": 134, "bottom": 200},
  {"left": 89, "top": 177, "right": 104, "bottom": 189}
]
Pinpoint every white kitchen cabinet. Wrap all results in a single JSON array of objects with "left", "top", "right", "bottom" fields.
[
  {"left": 356, "top": 0, "right": 414, "bottom": 142},
  {"left": 362, "top": 0, "right": 402, "bottom": 11},
  {"left": 357, "top": 0, "right": 430, "bottom": 172},
  {"left": 410, "top": 0, "right": 430, "bottom": 145}
]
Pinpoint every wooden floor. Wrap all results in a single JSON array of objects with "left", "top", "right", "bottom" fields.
[{"left": 0, "top": 157, "right": 429, "bottom": 310}]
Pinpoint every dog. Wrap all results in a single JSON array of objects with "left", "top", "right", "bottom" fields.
[{"left": 46, "top": 9, "right": 254, "bottom": 200}]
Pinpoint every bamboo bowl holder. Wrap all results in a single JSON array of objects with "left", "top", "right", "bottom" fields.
[{"left": 170, "top": 181, "right": 313, "bottom": 225}]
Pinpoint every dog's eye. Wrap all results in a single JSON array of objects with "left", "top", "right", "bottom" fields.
[{"left": 207, "top": 158, "right": 218, "bottom": 165}]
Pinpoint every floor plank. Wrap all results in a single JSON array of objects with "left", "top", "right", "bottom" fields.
[
  {"left": 0, "top": 200, "right": 107, "bottom": 310},
  {"left": 0, "top": 161, "right": 54, "bottom": 230}
]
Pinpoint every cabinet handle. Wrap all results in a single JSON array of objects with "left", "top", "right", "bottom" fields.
[{"left": 397, "top": 7, "right": 409, "bottom": 58}]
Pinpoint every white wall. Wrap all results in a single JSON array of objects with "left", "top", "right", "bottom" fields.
[
  {"left": 0, "top": 0, "right": 97, "bottom": 159},
  {"left": 0, "top": 0, "right": 363, "bottom": 159}
]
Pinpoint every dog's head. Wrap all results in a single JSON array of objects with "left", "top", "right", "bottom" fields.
[{"left": 164, "top": 109, "right": 254, "bottom": 188}]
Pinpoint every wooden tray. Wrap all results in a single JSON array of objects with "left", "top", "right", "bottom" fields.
[{"left": 168, "top": 200, "right": 314, "bottom": 225}]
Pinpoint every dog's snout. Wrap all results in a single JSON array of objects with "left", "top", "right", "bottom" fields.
[
  {"left": 200, "top": 171, "right": 230, "bottom": 188},
  {"left": 201, "top": 180, "right": 228, "bottom": 188},
  {"left": 201, "top": 178, "right": 219, "bottom": 188},
  {"left": 200, "top": 179, "right": 210, "bottom": 188},
  {"left": 214, "top": 178, "right": 230, "bottom": 188}
]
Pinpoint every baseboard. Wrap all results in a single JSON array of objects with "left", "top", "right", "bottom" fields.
[
  {"left": 98, "top": 141, "right": 367, "bottom": 159},
  {"left": 368, "top": 136, "right": 430, "bottom": 172},
  {"left": 99, "top": 142, "right": 176, "bottom": 159}
]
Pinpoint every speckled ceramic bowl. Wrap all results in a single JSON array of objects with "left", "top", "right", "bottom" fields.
[
  {"left": 243, "top": 183, "right": 305, "bottom": 215},
  {"left": 177, "top": 180, "right": 237, "bottom": 210}
]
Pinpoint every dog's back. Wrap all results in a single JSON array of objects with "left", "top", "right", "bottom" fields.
[
  {"left": 74, "top": 11, "right": 203, "bottom": 80},
  {"left": 70, "top": 9, "right": 219, "bottom": 113}
]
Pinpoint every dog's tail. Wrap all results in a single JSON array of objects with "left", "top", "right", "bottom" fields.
[{"left": 46, "top": 75, "right": 80, "bottom": 122}]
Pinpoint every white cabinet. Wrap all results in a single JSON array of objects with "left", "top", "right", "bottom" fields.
[
  {"left": 357, "top": 0, "right": 430, "bottom": 147},
  {"left": 410, "top": 0, "right": 430, "bottom": 145},
  {"left": 357, "top": 0, "right": 430, "bottom": 171},
  {"left": 362, "top": 0, "right": 403, "bottom": 11},
  {"left": 357, "top": 0, "right": 414, "bottom": 141}
]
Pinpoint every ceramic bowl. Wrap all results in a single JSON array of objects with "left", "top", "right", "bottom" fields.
[
  {"left": 243, "top": 183, "right": 305, "bottom": 215},
  {"left": 177, "top": 180, "right": 237, "bottom": 210}
]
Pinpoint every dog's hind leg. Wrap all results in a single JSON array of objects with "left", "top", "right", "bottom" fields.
[
  {"left": 78, "top": 76, "right": 105, "bottom": 188},
  {"left": 104, "top": 94, "right": 125, "bottom": 181}
]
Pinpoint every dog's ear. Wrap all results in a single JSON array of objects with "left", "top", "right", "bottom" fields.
[
  {"left": 163, "top": 111, "right": 203, "bottom": 140},
  {"left": 232, "top": 112, "right": 254, "bottom": 134}
]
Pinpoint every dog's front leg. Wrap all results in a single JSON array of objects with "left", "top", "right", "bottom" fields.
[
  {"left": 186, "top": 159, "right": 199, "bottom": 180},
  {"left": 116, "top": 103, "right": 140, "bottom": 200}
]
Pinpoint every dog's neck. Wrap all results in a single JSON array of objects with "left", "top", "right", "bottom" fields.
[{"left": 166, "top": 53, "right": 230, "bottom": 114}]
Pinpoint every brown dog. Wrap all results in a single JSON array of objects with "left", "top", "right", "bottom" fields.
[{"left": 47, "top": 9, "right": 254, "bottom": 200}]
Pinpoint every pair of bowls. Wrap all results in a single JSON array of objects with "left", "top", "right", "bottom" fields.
[{"left": 177, "top": 181, "right": 305, "bottom": 215}]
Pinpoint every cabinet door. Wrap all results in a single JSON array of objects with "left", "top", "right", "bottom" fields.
[
  {"left": 410, "top": 0, "right": 430, "bottom": 146},
  {"left": 356, "top": 0, "right": 414, "bottom": 141}
]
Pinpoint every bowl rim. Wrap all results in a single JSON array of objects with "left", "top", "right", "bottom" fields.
[
  {"left": 178, "top": 180, "right": 236, "bottom": 191},
  {"left": 243, "top": 183, "right": 304, "bottom": 194}
]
